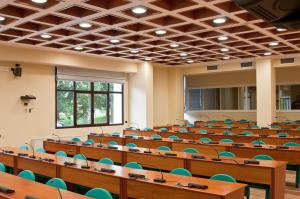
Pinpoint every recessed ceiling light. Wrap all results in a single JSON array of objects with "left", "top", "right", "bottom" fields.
[
  {"left": 145, "top": 57, "right": 152, "bottom": 61},
  {"left": 0, "top": 16, "right": 6, "bottom": 21},
  {"left": 132, "top": 6, "right": 147, "bottom": 14},
  {"left": 276, "top": 28, "right": 287, "bottom": 32},
  {"left": 31, "top": 0, "right": 48, "bottom": 3},
  {"left": 187, "top": 60, "right": 194, "bottom": 64},
  {"left": 79, "top": 22, "right": 92, "bottom": 28},
  {"left": 74, "top": 46, "right": 83, "bottom": 51},
  {"left": 40, "top": 33, "right": 52, "bottom": 39},
  {"left": 170, "top": 43, "right": 179, "bottom": 48},
  {"left": 180, "top": 52, "right": 188, "bottom": 57},
  {"left": 130, "top": 49, "right": 139, "bottom": 54},
  {"left": 223, "top": 56, "right": 230, "bottom": 60},
  {"left": 110, "top": 39, "right": 120, "bottom": 44},
  {"left": 213, "top": 17, "right": 227, "bottom": 24},
  {"left": 218, "top": 36, "right": 228, "bottom": 41},
  {"left": 264, "top": 52, "right": 272, "bottom": 56},
  {"left": 155, "top": 29, "right": 167, "bottom": 35},
  {"left": 220, "top": 48, "right": 229, "bottom": 52},
  {"left": 269, "top": 42, "right": 279, "bottom": 46}
]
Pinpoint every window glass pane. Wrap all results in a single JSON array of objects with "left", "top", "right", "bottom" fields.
[
  {"left": 291, "top": 85, "right": 300, "bottom": 110},
  {"left": 109, "top": 93, "right": 123, "bottom": 124},
  {"left": 76, "top": 93, "right": 91, "bottom": 125},
  {"left": 57, "top": 91, "right": 74, "bottom": 127},
  {"left": 277, "top": 85, "right": 300, "bottom": 110},
  {"left": 94, "top": 94, "right": 107, "bottom": 124},
  {"left": 57, "top": 80, "right": 73, "bottom": 90},
  {"left": 188, "top": 89, "right": 201, "bottom": 110},
  {"left": 94, "top": 82, "right": 108, "bottom": 91},
  {"left": 202, "top": 88, "right": 220, "bottom": 110},
  {"left": 247, "top": 86, "right": 257, "bottom": 110},
  {"left": 109, "top": 83, "right": 122, "bottom": 92},
  {"left": 220, "top": 88, "right": 239, "bottom": 110},
  {"left": 75, "top": 81, "right": 91, "bottom": 91}
]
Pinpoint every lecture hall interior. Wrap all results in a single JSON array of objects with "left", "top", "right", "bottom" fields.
[{"left": 0, "top": 0, "right": 300, "bottom": 199}]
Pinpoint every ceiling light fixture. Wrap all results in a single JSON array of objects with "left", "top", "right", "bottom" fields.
[
  {"left": 269, "top": 42, "right": 279, "bottom": 46},
  {"left": 187, "top": 60, "right": 194, "bottom": 64},
  {"left": 155, "top": 29, "right": 167, "bottom": 35},
  {"left": 220, "top": 48, "right": 229, "bottom": 52},
  {"left": 79, "top": 22, "right": 92, "bottom": 28},
  {"left": 213, "top": 17, "right": 227, "bottom": 24},
  {"left": 130, "top": 49, "right": 139, "bottom": 54},
  {"left": 110, "top": 39, "right": 120, "bottom": 44},
  {"left": 40, "top": 33, "right": 52, "bottom": 39},
  {"left": 276, "top": 28, "right": 287, "bottom": 32},
  {"left": 74, "top": 46, "right": 83, "bottom": 51},
  {"left": 0, "top": 16, "right": 6, "bottom": 21},
  {"left": 180, "top": 52, "right": 188, "bottom": 57},
  {"left": 31, "top": 0, "right": 48, "bottom": 3},
  {"left": 264, "top": 52, "right": 272, "bottom": 56},
  {"left": 132, "top": 6, "right": 147, "bottom": 14},
  {"left": 170, "top": 43, "right": 179, "bottom": 48},
  {"left": 218, "top": 36, "right": 228, "bottom": 41},
  {"left": 145, "top": 57, "right": 152, "bottom": 61},
  {"left": 223, "top": 56, "right": 230, "bottom": 60}
]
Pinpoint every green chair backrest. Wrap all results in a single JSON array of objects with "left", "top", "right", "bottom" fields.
[
  {"left": 219, "top": 151, "right": 236, "bottom": 158},
  {"left": 253, "top": 154, "right": 274, "bottom": 160},
  {"left": 55, "top": 151, "right": 67, "bottom": 157},
  {"left": 160, "top": 128, "right": 168, "bottom": 132},
  {"left": 204, "top": 123, "right": 212, "bottom": 127},
  {"left": 152, "top": 134, "right": 162, "bottom": 139},
  {"left": 223, "top": 130, "right": 232, "bottom": 135},
  {"left": 19, "top": 145, "right": 29, "bottom": 150},
  {"left": 85, "top": 188, "right": 113, "bottom": 199},
  {"left": 124, "top": 162, "right": 143, "bottom": 170},
  {"left": 224, "top": 119, "right": 233, "bottom": 124},
  {"left": 126, "top": 143, "right": 137, "bottom": 148},
  {"left": 277, "top": 132, "right": 289, "bottom": 137},
  {"left": 271, "top": 125, "right": 280, "bottom": 129},
  {"left": 179, "top": 128, "right": 188, "bottom": 133},
  {"left": 199, "top": 137, "right": 212, "bottom": 142},
  {"left": 85, "top": 139, "right": 95, "bottom": 143},
  {"left": 0, "top": 163, "right": 5, "bottom": 172},
  {"left": 198, "top": 129, "right": 207, "bottom": 134},
  {"left": 98, "top": 158, "right": 114, "bottom": 165},
  {"left": 128, "top": 133, "right": 138, "bottom": 137},
  {"left": 220, "top": 139, "right": 234, "bottom": 143},
  {"left": 182, "top": 148, "right": 199, "bottom": 154},
  {"left": 157, "top": 146, "right": 171, "bottom": 151},
  {"left": 170, "top": 168, "right": 192, "bottom": 177},
  {"left": 35, "top": 148, "right": 46, "bottom": 153},
  {"left": 72, "top": 137, "right": 81, "bottom": 142},
  {"left": 73, "top": 154, "right": 86, "bottom": 160},
  {"left": 239, "top": 119, "right": 249, "bottom": 123},
  {"left": 112, "top": 132, "right": 121, "bottom": 136},
  {"left": 46, "top": 178, "right": 67, "bottom": 190},
  {"left": 294, "top": 120, "right": 300, "bottom": 123},
  {"left": 251, "top": 140, "right": 266, "bottom": 145},
  {"left": 143, "top": 128, "right": 152, "bottom": 131},
  {"left": 108, "top": 141, "right": 118, "bottom": 146},
  {"left": 284, "top": 142, "right": 300, "bottom": 147},
  {"left": 250, "top": 125, "right": 259, "bottom": 129},
  {"left": 187, "top": 123, "right": 194, "bottom": 127},
  {"left": 210, "top": 120, "right": 217, "bottom": 123},
  {"left": 168, "top": 135, "right": 179, "bottom": 140},
  {"left": 225, "top": 125, "right": 233, "bottom": 128},
  {"left": 210, "top": 174, "right": 236, "bottom": 183},
  {"left": 242, "top": 131, "right": 253, "bottom": 135},
  {"left": 18, "top": 170, "right": 35, "bottom": 181}
]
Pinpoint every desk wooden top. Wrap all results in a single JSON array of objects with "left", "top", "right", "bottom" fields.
[
  {"left": 0, "top": 146, "right": 246, "bottom": 198},
  {"left": 0, "top": 172, "right": 90, "bottom": 199}
]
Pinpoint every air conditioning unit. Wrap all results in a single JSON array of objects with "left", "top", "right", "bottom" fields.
[
  {"left": 207, "top": 65, "right": 218, "bottom": 70},
  {"left": 280, "top": 58, "right": 295, "bottom": 64},
  {"left": 240, "top": 62, "right": 253, "bottom": 68},
  {"left": 234, "top": 0, "right": 300, "bottom": 30}
]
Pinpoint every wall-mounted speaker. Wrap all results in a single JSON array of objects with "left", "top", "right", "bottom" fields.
[{"left": 11, "top": 64, "right": 22, "bottom": 77}]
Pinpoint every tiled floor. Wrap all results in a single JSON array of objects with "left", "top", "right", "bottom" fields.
[{"left": 251, "top": 171, "right": 300, "bottom": 199}]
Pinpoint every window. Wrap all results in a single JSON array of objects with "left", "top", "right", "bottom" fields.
[
  {"left": 56, "top": 80, "right": 123, "bottom": 128},
  {"left": 185, "top": 86, "right": 256, "bottom": 111},
  {"left": 277, "top": 84, "right": 300, "bottom": 110}
]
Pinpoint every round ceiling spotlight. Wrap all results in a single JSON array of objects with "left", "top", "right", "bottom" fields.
[
  {"left": 145, "top": 57, "right": 152, "bottom": 61},
  {"left": 180, "top": 52, "right": 188, "bottom": 57},
  {"left": 264, "top": 52, "right": 272, "bottom": 56},
  {"left": 187, "top": 60, "right": 194, "bottom": 64},
  {"left": 220, "top": 48, "right": 229, "bottom": 52},
  {"left": 31, "top": 0, "right": 48, "bottom": 3},
  {"left": 170, "top": 43, "right": 179, "bottom": 48},
  {"left": 155, "top": 29, "right": 167, "bottom": 35},
  {"left": 213, "top": 17, "right": 227, "bottom": 24},
  {"left": 79, "top": 22, "right": 92, "bottom": 28},
  {"left": 269, "top": 42, "right": 279, "bottom": 46},
  {"left": 0, "top": 16, "right": 6, "bottom": 21},
  {"left": 276, "top": 28, "right": 287, "bottom": 32},
  {"left": 218, "top": 36, "right": 228, "bottom": 41},
  {"left": 132, "top": 6, "right": 147, "bottom": 14},
  {"left": 110, "top": 39, "right": 120, "bottom": 44},
  {"left": 74, "top": 46, "right": 83, "bottom": 51},
  {"left": 40, "top": 33, "right": 52, "bottom": 39},
  {"left": 223, "top": 56, "right": 230, "bottom": 60},
  {"left": 130, "top": 49, "right": 139, "bottom": 54}
]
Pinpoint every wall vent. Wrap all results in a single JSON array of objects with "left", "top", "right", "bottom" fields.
[
  {"left": 240, "top": 62, "right": 253, "bottom": 68},
  {"left": 207, "top": 65, "right": 218, "bottom": 70},
  {"left": 280, "top": 58, "right": 295, "bottom": 64}
]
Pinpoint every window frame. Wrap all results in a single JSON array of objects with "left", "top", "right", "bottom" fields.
[{"left": 55, "top": 78, "right": 124, "bottom": 129}]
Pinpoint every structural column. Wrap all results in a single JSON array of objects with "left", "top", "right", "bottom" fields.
[{"left": 256, "top": 59, "right": 276, "bottom": 127}]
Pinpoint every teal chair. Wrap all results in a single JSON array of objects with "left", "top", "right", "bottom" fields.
[
  {"left": 242, "top": 131, "right": 253, "bottom": 135},
  {"left": 72, "top": 137, "right": 81, "bottom": 142},
  {"left": 157, "top": 146, "right": 171, "bottom": 151},
  {"left": 199, "top": 137, "right": 212, "bottom": 142},
  {"left": 124, "top": 162, "right": 143, "bottom": 170},
  {"left": 160, "top": 128, "right": 168, "bottom": 132},
  {"left": 204, "top": 123, "right": 212, "bottom": 127},
  {"left": 254, "top": 154, "right": 273, "bottom": 160},
  {"left": 108, "top": 141, "right": 118, "bottom": 146},
  {"left": 198, "top": 129, "right": 207, "bottom": 134},
  {"left": 225, "top": 125, "right": 233, "bottom": 128},
  {"left": 179, "top": 128, "right": 188, "bottom": 133},
  {"left": 98, "top": 158, "right": 114, "bottom": 165},
  {"left": 126, "top": 143, "right": 137, "bottom": 148},
  {"left": 35, "top": 148, "right": 46, "bottom": 153},
  {"left": 55, "top": 151, "right": 67, "bottom": 157},
  {"left": 219, "top": 151, "right": 236, "bottom": 158},
  {"left": 85, "top": 188, "right": 113, "bottom": 199},
  {"left": 220, "top": 139, "right": 234, "bottom": 143},
  {"left": 152, "top": 134, "right": 162, "bottom": 139},
  {"left": 0, "top": 163, "right": 5, "bottom": 172},
  {"left": 143, "top": 128, "right": 152, "bottom": 131},
  {"left": 284, "top": 142, "right": 300, "bottom": 147},
  {"left": 18, "top": 170, "right": 35, "bottom": 181},
  {"left": 73, "top": 154, "right": 87, "bottom": 160},
  {"left": 251, "top": 140, "right": 266, "bottom": 145},
  {"left": 168, "top": 135, "right": 179, "bottom": 140},
  {"left": 128, "top": 133, "right": 138, "bottom": 137},
  {"left": 271, "top": 125, "right": 280, "bottom": 129},
  {"left": 277, "top": 132, "right": 289, "bottom": 137},
  {"left": 112, "top": 132, "right": 121, "bottom": 136},
  {"left": 224, "top": 119, "right": 233, "bottom": 124},
  {"left": 182, "top": 148, "right": 199, "bottom": 154},
  {"left": 250, "top": 125, "right": 259, "bottom": 129},
  {"left": 284, "top": 142, "right": 300, "bottom": 188},
  {"left": 46, "top": 178, "right": 67, "bottom": 190},
  {"left": 223, "top": 130, "right": 232, "bottom": 135},
  {"left": 170, "top": 168, "right": 192, "bottom": 177},
  {"left": 239, "top": 119, "right": 249, "bottom": 123},
  {"left": 187, "top": 123, "right": 194, "bottom": 127},
  {"left": 19, "top": 145, "right": 29, "bottom": 150},
  {"left": 85, "top": 139, "right": 95, "bottom": 143},
  {"left": 210, "top": 120, "right": 217, "bottom": 123}
]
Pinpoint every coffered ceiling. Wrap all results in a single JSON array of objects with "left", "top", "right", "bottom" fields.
[{"left": 0, "top": 0, "right": 299, "bottom": 65}]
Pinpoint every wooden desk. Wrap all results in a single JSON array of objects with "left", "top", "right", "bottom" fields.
[
  {"left": 0, "top": 147, "right": 246, "bottom": 199},
  {"left": 0, "top": 172, "right": 89, "bottom": 199},
  {"left": 194, "top": 121, "right": 256, "bottom": 128},
  {"left": 43, "top": 140, "right": 286, "bottom": 199}
]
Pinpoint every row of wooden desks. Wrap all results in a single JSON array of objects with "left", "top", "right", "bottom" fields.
[
  {"left": 0, "top": 172, "right": 89, "bottom": 199},
  {"left": 123, "top": 129, "right": 300, "bottom": 145},
  {"left": 0, "top": 146, "right": 246, "bottom": 199},
  {"left": 43, "top": 139, "right": 286, "bottom": 199},
  {"left": 193, "top": 121, "right": 256, "bottom": 128}
]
